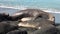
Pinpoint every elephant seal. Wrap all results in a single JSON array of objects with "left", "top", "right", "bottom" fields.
[
  {"left": 18, "top": 18, "right": 55, "bottom": 29},
  {"left": 17, "top": 18, "right": 57, "bottom": 34},
  {"left": 12, "top": 9, "right": 49, "bottom": 19},
  {"left": 12, "top": 9, "right": 55, "bottom": 25}
]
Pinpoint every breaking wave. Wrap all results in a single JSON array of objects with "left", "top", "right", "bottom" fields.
[
  {"left": 42, "top": 9, "right": 60, "bottom": 13},
  {"left": 0, "top": 5, "right": 27, "bottom": 10},
  {"left": 0, "top": 5, "right": 60, "bottom": 14}
]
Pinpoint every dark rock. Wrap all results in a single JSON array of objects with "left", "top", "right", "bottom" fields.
[
  {"left": 18, "top": 27, "right": 37, "bottom": 34},
  {"left": 29, "top": 25, "right": 57, "bottom": 34},
  {"left": 0, "top": 13, "right": 8, "bottom": 21},
  {"left": 0, "top": 22, "right": 18, "bottom": 34},
  {"left": 7, "top": 30, "right": 27, "bottom": 34},
  {"left": 56, "top": 25, "right": 60, "bottom": 34},
  {"left": 0, "top": 13, "right": 13, "bottom": 21}
]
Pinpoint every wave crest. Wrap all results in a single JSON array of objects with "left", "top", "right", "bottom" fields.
[
  {"left": 42, "top": 9, "right": 60, "bottom": 13},
  {"left": 0, "top": 5, "right": 60, "bottom": 13},
  {"left": 0, "top": 5, "right": 27, "bottom": 10}
]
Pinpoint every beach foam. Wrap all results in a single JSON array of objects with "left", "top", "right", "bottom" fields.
[
  {"left": 0, "top": 5, "right": 27, "bottom": 10},
  {"left": 0, "top": 5, "right": 60, "bottom": 13},
  {"left": 42, "top": 9, "right": 60, "bottom": 13}
]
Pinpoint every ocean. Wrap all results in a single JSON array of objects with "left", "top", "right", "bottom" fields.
[{"left": 0, "top": 0, "right": 60, "bottom": 24}]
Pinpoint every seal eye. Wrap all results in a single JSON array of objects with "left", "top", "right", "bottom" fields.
[
  {"left": 35, "top": 14, "right": 49, "bottom": 20},
  {"left": 36, "top": 15, "right": 43, "bottom": 19},
  {"left": 38, "top": 15, "right": 42, "bottom": 18}
]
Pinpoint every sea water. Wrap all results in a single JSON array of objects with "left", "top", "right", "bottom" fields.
[{"left": 0, "top": 0, "right": 60, "bottom": 24}]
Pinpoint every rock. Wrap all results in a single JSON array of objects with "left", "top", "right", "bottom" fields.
[
  {"left": 7, "top": 30, "right": 27, "bottom": 34},
  {"left": 0, "top": 13, "right": 12, "bottom": 21},
  {"left": 29, "top": 24, "right": 57, "bottom": 34},
  {"left": 12, "top": 9, "right": 55, "bottom": 25},
  {"left": 0, "top": 22, "right": 18, "bottom": 34},
  {"left": 0, "top": 22, "right": 10, "bottom": 33},
  {"left": 0, "top": 13, "right": 8, "bottom": 21},
  {"left": 56, "top": 25, "right": 60, "bottom": 34}
]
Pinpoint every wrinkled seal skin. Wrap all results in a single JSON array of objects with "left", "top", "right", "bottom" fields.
[
  {"left": 12, "top": 9, "right": 55, "bottom": 25},
  {"left": 18, "top": 18, "right": 55, "bottom": 29},
  {"left": 18, "top": 18, "right": 57, "bottom": 34}
]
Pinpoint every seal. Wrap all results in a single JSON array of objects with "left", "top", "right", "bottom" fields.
[
  {"left": 12, "top": 9, "right": 55, "bottom": 25},
  {"left": 18, "top": 18, "right": 54, "bottom": 29}
]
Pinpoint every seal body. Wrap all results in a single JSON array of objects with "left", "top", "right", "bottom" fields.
[
  {"left": 17, "top": 18, "right": 57, "bottom": 34},
  {"left": 12, "top": 9, "right": 55, "bottom": 25},
  {"left": 18, "top": 18, "right": 54, "bottom": 29}
]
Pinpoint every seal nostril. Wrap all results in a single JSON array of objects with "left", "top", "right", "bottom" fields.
[
  {"left": 38, "top": 15, "right": 42, "bottom": 18},
  {"left": 37, "top": 15, "right": 43, "bottom": 18}
]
